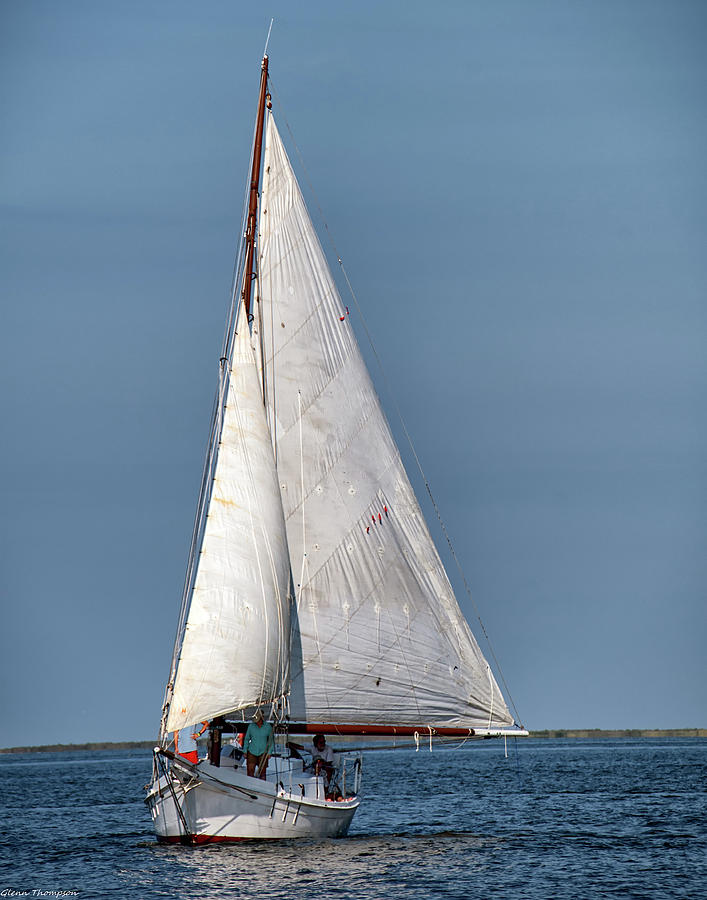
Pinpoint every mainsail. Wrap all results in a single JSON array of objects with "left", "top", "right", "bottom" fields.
[
  {"left": 166, "top": 308, "right": 292, "bottom": 733},
  {"left": 257, "top": 114, "right": 514, "bottom": 730}
]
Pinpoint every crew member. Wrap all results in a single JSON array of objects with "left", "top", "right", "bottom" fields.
[{"left": 242, "top": 710, "right": 273, "bottom": 779}]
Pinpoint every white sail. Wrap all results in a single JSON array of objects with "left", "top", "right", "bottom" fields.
[
  {"left": 166, "top": 308, "right": 292, "bottom": 733},
  {"left": 257, "top": 114, "right": 514, "bottom": 729}
]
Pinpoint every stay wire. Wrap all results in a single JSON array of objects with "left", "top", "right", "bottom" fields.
[{"left": 269, "top": 79, "right": 524, "bottom": 730}]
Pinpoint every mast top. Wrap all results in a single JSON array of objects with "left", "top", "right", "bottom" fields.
[{"left": 241, "top": 54, "right": 270, "bottom": 318}]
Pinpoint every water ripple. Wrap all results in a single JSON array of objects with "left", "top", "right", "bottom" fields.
[{"left": 0, "top": 741, "right": 705, "bottom": 899}]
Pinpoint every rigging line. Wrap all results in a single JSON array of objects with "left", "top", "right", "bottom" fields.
[
  {"left": 297, "top": 391, "right": 307, "bottom": 606},
  {"left": 487, "top": 664, "right": 495, "bottom": 730},
  {"left": 297, "top": 389, "right": 332, "bottom": 714},
  {"left": 283, "top": 506, "right": 466, "bottom": 702},
  {"left": 170, "top": 352, "right": 233, "bottom": 727},
  {"left": 259, "top": 512, "right": 289, "bottom": 707},
  {"left": 384, "top": 602, "right": 423, "bottom": 720},
  {"left": 167, "top": 756, "right": 259, "bottom": 801},
  {"left": 223, "top": 205, "right": 249, "bottom": 361},
  {"left": 260, "top": 112, "right": 278, "bottom": 461},
  {"left": 254, "top": 235, "right": 268, "bottom": 410},
  {"left": 231, "top": 335, "right": 276, "bottom": 708},
  {"left": 268, "top": 81, "right": 524, "bottom": 729},
  {"left": 171, "top": 209, "right": 250, "bottom": 647},
  {"left": 157, "top": 753, "right": 192, "bottom": 841},
  {"left": 161, "top": 376, "right": 225, "bottom": 740},
  {"left": 222, "top": 180, "right": 253, "bottom": 368},
  {"left": 162, "top": 125, "right": 254, "bottom": 737},
  {"left": 222, "top": 82, "right": 263, "bottom": 363}
]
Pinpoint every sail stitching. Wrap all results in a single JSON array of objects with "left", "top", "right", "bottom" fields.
[
  {"left": 292, "top": 601, "right": 487, "bottom": 723},
  {"left": 288, "top": 468, "right": 499, "bottom": 718},
  {"left": 278, "top": 381, "right": 378, "bottom": 482},
  {"left": 292, "top": 521, "right": 455, "bottom": 716},
  {"left": 290, "top": 451, "right": 399, "bottom": 588},
  {"left": 229, "top": 347, "right": 273, "bottom": 708},
  {"left": 262, "top": 280, "right": 351, "bottom": 376},
  {"left": 232, "top": 339, "right": 291, "bottom": 708},
  {"left": 295, "top": 389, "right": 332, "bottom": 715},
  {"left": 382, "top": 603, "right": 423, "bottom": 719},
  {"left": 280, "top": 388, "right": 387, "bottom": 521}
]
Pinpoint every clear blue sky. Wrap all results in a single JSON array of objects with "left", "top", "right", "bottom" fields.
[{"left": 1, "top": 0, "right": 705, "bottom": 746}]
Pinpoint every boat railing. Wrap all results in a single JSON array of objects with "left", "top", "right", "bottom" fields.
[
  {"left": 338, "top": 753, "right": 363, "bottom": 799},
  {"left": 163, "top": 739, "right": 362, "bottom": 801},
  {"left": 268, "top": 747, "right": 362, "bottom": 800}
]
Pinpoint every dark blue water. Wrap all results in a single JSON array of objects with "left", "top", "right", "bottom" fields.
[{"left": 1, "top": 739, "right": 705, "bottom": 899}]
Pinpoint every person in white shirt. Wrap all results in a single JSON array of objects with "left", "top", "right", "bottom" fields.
[
  {"left": 288, "top": 733, "right": 336, "bottom": 787},
  {"left": 310, "top": 733, "right": 335, "bottom": 783}
]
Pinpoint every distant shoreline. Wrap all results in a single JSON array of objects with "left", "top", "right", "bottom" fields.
[
  {"left": 529, "top": 728, "right": 706, "bottom": 739},
  {"left": 1, "top": 728, "right": 705, "bottom": 754}
]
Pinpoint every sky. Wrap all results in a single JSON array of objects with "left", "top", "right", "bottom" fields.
[{"left": 1, "top": 0, "right": 705, "bottom": 746}]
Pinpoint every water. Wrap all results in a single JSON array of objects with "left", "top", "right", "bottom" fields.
[{"left": 1, "top": 739, "right": 705, "bottom": 899}]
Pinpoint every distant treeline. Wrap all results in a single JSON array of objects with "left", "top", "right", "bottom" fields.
[
  {"left": 0, "top": 740, "right": 156, "bottom": 754},
  {"left": 1, "top": 729, "right": 705, "bottom": 753},
  {"left": 529, "top": 728, "right": 707, "bottom": 739}
]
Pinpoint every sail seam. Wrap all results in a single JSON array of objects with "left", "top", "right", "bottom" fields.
[
  {"left": 290, "top": 454, "right": 399, "bottom": 587},
  {"left": 291, "top": 524, "right": 464, "bottom": 715},
  {"left": 236, "top": 382, "right": 273, "bottom": 708},
  {"left": 282, "top": 394, "right": 382, "bottom": 523},
  {"left": 383, "top": 603, "right": 422, "bottom": 719},
  {"left": 263, "top": 294, "right": 353, "bottom": 391},
  {"left": 296, "top": 389, "right": 332, "bottom": 714}
]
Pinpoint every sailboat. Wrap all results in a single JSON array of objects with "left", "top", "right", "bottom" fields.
[{"left": 145, "top": 53, "right": 526, "bottom": 844}]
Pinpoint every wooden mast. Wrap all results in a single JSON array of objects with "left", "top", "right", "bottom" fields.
[{"left": 241, "top": 55, "right": 269, "bottom": 319}]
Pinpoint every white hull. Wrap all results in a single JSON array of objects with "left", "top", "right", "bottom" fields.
[{"left": 145, "top": 756, "right": 359, "bottom": 843}]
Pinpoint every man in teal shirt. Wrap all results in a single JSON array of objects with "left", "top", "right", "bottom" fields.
[{"left": 243, "top": 710, "right": 273, "bottom": 779}]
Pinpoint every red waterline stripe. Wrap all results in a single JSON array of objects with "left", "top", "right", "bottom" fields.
[{"left": 158, "top": 834, "right": 251, "bottom": 845}]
